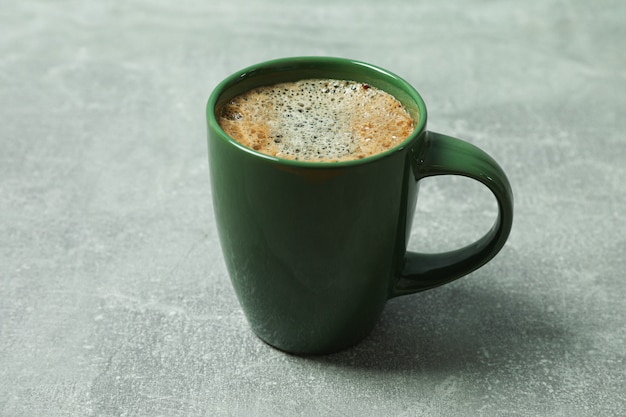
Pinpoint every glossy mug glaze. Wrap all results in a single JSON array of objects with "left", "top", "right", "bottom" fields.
[{"left": 207, "top": 57, "right": 513, "bottom": 355}]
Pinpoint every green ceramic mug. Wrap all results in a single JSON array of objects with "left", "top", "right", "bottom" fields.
[{"left": 207, "top": 57, "right": 513, "bottom": 355}]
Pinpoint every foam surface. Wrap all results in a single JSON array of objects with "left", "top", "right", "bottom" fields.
[{"left": 218, "top": 79, "right": 415, "bottom": 162}]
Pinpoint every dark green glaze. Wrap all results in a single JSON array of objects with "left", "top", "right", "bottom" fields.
[{"left": 207, "top": 57, "right": 513, "bottom": 355}]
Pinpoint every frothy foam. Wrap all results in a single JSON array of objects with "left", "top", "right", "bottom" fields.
[{"left": 218, "top": 79, "right": 415, "bottom": 162}]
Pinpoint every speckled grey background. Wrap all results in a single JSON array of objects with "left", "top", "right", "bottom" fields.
[{"left": 1, "top": 0, "right": 624, "bottom": 416}]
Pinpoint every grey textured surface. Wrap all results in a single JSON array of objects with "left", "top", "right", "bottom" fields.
[{"left": 1, "top": 0, "right": 625, "bottom": 416}]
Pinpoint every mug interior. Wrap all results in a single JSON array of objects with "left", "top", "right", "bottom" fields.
[{"left": 207, "top": 57, "right": 427, "bottom": 165}]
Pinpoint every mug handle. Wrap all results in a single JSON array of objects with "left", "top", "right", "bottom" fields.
[{"left": 391, "top": 131, "right": 514, "bottom": 297}]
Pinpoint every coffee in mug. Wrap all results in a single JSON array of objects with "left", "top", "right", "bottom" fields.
[{"left": 218, "top": 79, "right": 415, "bottom": 162}]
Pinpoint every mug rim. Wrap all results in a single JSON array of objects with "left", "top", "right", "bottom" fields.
[{"left": 207, "top": 56, "right": 428, "bottom": 167}]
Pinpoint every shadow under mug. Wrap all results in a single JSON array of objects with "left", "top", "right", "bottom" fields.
[{"left": 207, "top": 57, "right": 513, "bottom": 355}]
